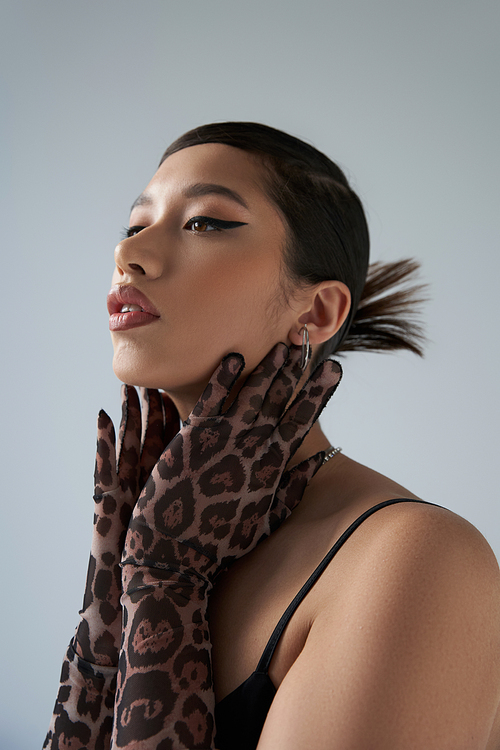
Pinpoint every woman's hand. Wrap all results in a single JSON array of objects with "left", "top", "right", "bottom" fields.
[
  {"left": 113, "top": 343, "right": 342, "bottom": 749},
  {"left": 123, "top": 343, "right": 341, "bottom": 578},
  {"left": 44, "top": 387, "right": 179, "bottom": 750},
  {"left": 75, "top": 385, "right": 179, "bottom": 665}
]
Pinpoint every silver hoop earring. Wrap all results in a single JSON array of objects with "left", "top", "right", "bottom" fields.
[{"left": 300, "top": 324, "right": 310, "bottom": 371}]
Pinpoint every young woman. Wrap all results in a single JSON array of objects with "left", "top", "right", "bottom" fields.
[{"left": 45, "top": 123, "right": 500, "bottom": 750}]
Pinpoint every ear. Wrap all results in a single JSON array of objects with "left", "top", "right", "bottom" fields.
[{"left": 288, "top": 281, "right": 351, "bottom": 347}]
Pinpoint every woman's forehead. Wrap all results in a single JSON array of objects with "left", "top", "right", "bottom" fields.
[
  {"left": 151, "top": 143, "right": 267, "bottom": 197},
  {"left": 133, "top": 143, "right": 275, "bottom": 216}
]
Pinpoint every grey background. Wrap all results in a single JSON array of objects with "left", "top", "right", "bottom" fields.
[{"left": 1, "top": 1, "right": 499, "bottom": 746}]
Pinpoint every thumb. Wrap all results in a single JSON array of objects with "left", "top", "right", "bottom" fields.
[{"left": 269, "top": 451, "right": 325, "bottom": 533}]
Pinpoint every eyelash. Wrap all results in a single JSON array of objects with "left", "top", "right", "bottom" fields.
[
  {"left": 120, "top": 215, "right": 247, "bottom": 239},
  {"left": 121, "top": 225, "right": 145, "bottom": 239}
]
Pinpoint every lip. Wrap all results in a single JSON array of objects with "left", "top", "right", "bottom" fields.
[{"left": 107, "top": 284, "right": 161, "bottom": 332}]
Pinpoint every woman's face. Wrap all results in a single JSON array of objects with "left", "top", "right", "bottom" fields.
[{"left": 109, "top": 143, "right": 301, "bottom": 418}]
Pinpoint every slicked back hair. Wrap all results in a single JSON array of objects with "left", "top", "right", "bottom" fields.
[{"left": 161, "top": 122, "right": 426, "bottom": 360}]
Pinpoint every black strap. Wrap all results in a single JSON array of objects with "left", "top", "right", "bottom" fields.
[{"left": 255, "top": 498, "right": 439, "bottom": 673}]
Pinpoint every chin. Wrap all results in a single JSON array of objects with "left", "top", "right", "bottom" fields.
[
  {"left": 111, "top": 348, "right": 161, "bottom": 389},
  {"left": 110, "top": 334, "right": 171, "bottom": 387},
  {"left": 111, "top": 349, "right": 208, "bottom": 401}
]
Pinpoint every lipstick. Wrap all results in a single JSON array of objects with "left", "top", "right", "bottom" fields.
[{"left": 107, "top": 285, "right": 160, "bottom": 332}]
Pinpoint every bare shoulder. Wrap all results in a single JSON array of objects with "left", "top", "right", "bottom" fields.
[
  {"left": 259, "top": 462, "right": 500, "bottom": 749},
  {"left": 301, "top": 451, "right": 500, "bottom": 600},
  {"left": 342, "top": 499, "right": 500, "bottom": 584},
  {"left": 310, "top": 453, "right": 500, "bottom": 594},
  {"left": 315, "top": 493, "right": 500, "bottom": 641}
]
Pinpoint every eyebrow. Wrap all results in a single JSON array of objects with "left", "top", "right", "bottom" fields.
[
  {"left": 130, "top": 182, "right": 249, "bottom": 215},
  {"left": 183, "top": 183, "right": 249, "bottom": 210},
  {"left": 130, "top": 193, "right": 154, "bottom": 213}
]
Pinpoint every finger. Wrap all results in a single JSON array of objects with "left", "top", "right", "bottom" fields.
[
  {"left": 94, "top": 410, "right": 118, "bottom": 495},
  {"left": 190, "top": 353, "right": 245, "bottom": 419},
  {"left": 139, "top": 389, "right": 167, "bottom": 486},
  {"left": 225, "top": 342, "right": 289, "bottom": 423},
  {"left": 277, "top": 359, "right": 342, "bottom": 457},
  {"left": 259, "top": 344, "right": 303, "bottom": 421},
  {"left": 269, "top": 451, "right": 325, "bottom": 532},
  {"left": 116, "top": 384, "right": 142, "bottom": 496}
]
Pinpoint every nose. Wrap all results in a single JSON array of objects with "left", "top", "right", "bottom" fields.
[{"left": 114, "top": 230, "right": 164, "bottom": 280}]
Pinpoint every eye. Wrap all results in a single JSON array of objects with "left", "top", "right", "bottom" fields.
[
  {"left": 121, "top": 225, "right": 145, "bottom": 239},
  {"left": 184, "top": 216, "right": 248, "bottom": 233}
]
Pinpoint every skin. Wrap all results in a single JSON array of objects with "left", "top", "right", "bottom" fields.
[
  {"left": 112, "top": 142, "right": 350, "bottom": 419},
  {"left": 112, "top": 143, "right": 500, "bottom": 748}
]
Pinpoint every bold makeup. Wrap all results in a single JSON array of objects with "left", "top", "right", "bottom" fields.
[{"left": 107, "top": 285, "right": 161, "bottom": 332}]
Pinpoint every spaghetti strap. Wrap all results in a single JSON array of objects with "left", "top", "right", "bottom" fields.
[
  {"left": 215, "top": 498, "right": 442, "bottom": 750},
  {"left": 255, "top": 498, "right": 439, "bottom": 673}
]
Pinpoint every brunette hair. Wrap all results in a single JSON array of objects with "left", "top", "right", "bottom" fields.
[{"left": 161, "top": 122, "right": 426, "bottom": 359}]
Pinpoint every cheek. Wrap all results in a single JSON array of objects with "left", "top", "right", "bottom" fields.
[
  {"left": 199, "top": 277, "right": 280, "bottom": 353},
  {"left": 207, "top": 278, "right": 293, "bottom": 370},
  {"left": 188, "top": 253, "right": 282, "bottom": 324},
  {"left": 108, "top": 241, "right": 293, "bottom": 391}
]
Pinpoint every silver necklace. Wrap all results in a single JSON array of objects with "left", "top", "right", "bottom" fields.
[{"left": 323, "top": 445, "right": 342, "bottom": 464}]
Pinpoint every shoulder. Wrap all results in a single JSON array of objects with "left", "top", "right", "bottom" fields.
[
  {"left": 299, "top": 452, "right": 500, "bottom": 641},
  {"left": 310, "top": 452, "right": 500, "bottom": 592},
  {"left": 346, "top": 500, "right": 499, "bottom": 587},
  {"left": 259, "top": 500, "right": 500, "bottom": 749},
  {"left": 316, "top": 499, "right": 500, "bottom": 629},
  {"left": 308, "top": 452, "right": 500, "bottom": 601},
  {"left": 349, "top": 498, "right": 497, "bottom": 562}
]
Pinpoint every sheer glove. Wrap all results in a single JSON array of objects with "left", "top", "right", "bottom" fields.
[
  {"left": 113, "top": 343, "right": 342, "bottom": 749},
  {"left": 44, "top": 388, "right": 179, "bottom": 750}
]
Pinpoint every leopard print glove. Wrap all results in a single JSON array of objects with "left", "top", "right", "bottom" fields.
[
  {"left": 44, "top": 388, "right": 179, "bottom": 750},
  {"left": 113, "top": 343, "right": 342, "bottom": 749}
]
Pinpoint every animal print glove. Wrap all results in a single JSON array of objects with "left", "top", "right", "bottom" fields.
[
  {"left": 44, "top": 387, "right": 179, "bottom": 750},
  {"left": 113, "top": 343, "right": 342, "bottom": 749}
]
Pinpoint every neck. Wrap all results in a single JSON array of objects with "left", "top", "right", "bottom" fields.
[
  {"left": 289, "top": 420, "right": 332, "bottom": 467},
  {"left": 165, "top": 362, "right": 335, "bottom": 458}
]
